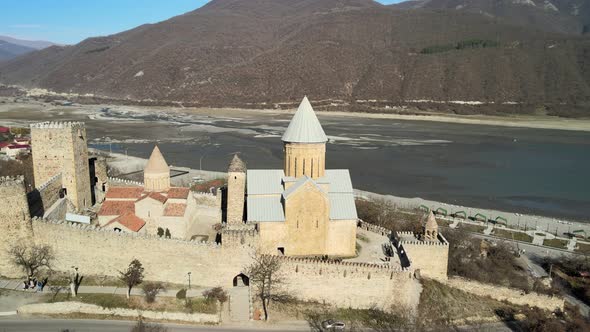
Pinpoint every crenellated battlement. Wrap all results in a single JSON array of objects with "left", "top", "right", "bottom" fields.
[
  {"left": 265, "top": 254, "right": 411, "bottom": 273},
  {"left": 358, "top": 220, "right": 391, "bottom": 237},
  {"left": 30, "top": 216, "right": 221, "bottom": 248},
  {"left": 36, "top": 173, "right": 62, "bottom": 191},
  {"left": 396, "top": 230, "right": 449, "bottom": 247},
  {"left": 107, "top": 177, "right": 144, "bottom": 187},
  {"left": 222, "top": 227, "right": 258, "bottom": 247},
  {"left": 0, "top": 175, "right": 25, "bottom": 187},
  {"left": 30, "top": 121, "right": 85, "bottom": 130}
]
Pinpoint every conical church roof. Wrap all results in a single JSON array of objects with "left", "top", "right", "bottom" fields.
[
  {"left": 145, "top": 145, "right": 169, "bottom": 174},
  {"left": 425, "top": 211, "right": 438, "bottom": 229},
  {"left": 282, "top": 96, "right": 328, "bottom": 143},
  {"left": 228, "top": 154, "right": 246, "bottom": 173}
]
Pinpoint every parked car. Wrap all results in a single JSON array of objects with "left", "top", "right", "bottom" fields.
[{"left": 322, "top": 319, "right": 346, "bottom": 331}]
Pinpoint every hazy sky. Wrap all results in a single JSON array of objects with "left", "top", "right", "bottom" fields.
[{"left": 0, "top": 0, "right": 404, "bottom": 45}]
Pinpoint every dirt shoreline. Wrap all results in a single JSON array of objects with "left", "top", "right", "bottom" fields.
[
  {"left": 2, "top": 97, "right": 590, "bottom": 132},
  {"left": 199, "top": 107, "right": 590, "bottom": 132}
]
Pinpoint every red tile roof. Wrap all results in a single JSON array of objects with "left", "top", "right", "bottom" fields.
[
  {"left": 0, "top": 127, "right": 9, "bottom": 133},
  {"left": 7, "top": 144, "right": 30, "bottom": 149},
  {"left": 0, "top": 142, "right": 10, "bottom": 148},
  {"left": 163, "top": 203, "right": 187, "bottom": 217},
  {"left": 105, "top": 187, "right": 144, "bottom": 199},
  {"left": 98, "top": 200, "right": 135, "bottom": 216},
  {"left": 137, "top": 192, "right": 167, "bottom": 204},
  {"left": 167, "top": 187, "right": 190, "bottom": 199},
  {"left": 105, "top": 213, "right": 146, "bottom": 232}
]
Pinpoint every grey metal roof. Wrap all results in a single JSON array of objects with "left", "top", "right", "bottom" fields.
[
  {"left": 282, "top": 176, "right": 325, "bottom": 200},
  {"left": 323, "top": 170, "right": 354, "bottom": 193},
  {"left": 246, "top": 168, "right": 356, "bottom": 222},
  {"left": 329, "top": 193, "right": 358, "bottom": 220},
  {"left": 247, "top": 196, "right": 285, "bottom": 222},
  {"left": 247, "top": 169, "right": 284, "bottom": 195},
  {"left": 281, "top": 96, "right": 328, "bottom": 143}
]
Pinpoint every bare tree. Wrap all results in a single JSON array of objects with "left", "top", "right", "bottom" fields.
[
  {"left": 119, "top": 259, "right": 145, "bottom": 299},
  {"left": 245, "top": 255, "right": 292, "bottom": 321},
  {"left": 7, "top": 243, "right": 54, "bottom": 277}
]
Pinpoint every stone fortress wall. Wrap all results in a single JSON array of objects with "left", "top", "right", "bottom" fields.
[
  {"left": 395, "top": 231, "right": 449, "bottom": 281},
  {"left": 273, "top": 256, "right": 420, "bottom": 310},
  {"left": 0, "top": 215, "right": 254, "bottom": 287},
  {"left": 0, "top": 210, "right": 422, "bottom": 310},
  {"left": 0, "top": 176, "right": 32, "bottom": 275}
]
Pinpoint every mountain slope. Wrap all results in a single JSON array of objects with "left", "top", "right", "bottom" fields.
[
  {"left": 0, "top": 35, "right": 57, "bottom": 50},
  {"left": 391, "top": 0, "right": 590, "bottom": 35},
  {"left": 0, "top": 0, "right": 589, "bottom": 114},
  {"left": 0, "top": 40, "right": 36, "bottom": 61}
]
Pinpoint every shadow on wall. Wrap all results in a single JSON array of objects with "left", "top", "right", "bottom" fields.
[
  {"left": 221, "top": 186, "right": 228, "bottom": 223},
  {"left": 26, "top": 189, "right": 44, "bottom": 217}
]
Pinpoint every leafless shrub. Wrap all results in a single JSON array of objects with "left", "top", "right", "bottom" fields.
[
  {"left": 142, "top": 282, "right": 165, "bottom": 303},
  {"left": 202, "top": 287, "right": 228, "bottom": 304}
]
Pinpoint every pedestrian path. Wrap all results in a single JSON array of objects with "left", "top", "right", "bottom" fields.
[
  {"left": 0, "top": 278, "right": 206, "bottom": 298},
  {"left": 229, "top": 286, "right": 250, "bottom": 322},
  {"left": 567, "top": 238, "right": 577, "bottom": 251}
]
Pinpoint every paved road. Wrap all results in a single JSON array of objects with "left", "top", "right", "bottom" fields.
[{"left": 0, "top": 318, "right": 308, "bottom": 332}]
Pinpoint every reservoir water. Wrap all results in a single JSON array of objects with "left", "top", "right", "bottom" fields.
[{"left": 2, "top": 104, "right": 589, "bottom": 221}]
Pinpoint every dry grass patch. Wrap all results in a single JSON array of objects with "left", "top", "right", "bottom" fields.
[
  {"left": 418, "top": 279, "right": 521, "bottom": 326},
  {"left": 494, "top": 229, "right": 533, "bottom": 243},
  {"left": 45, "top": 293, "right": 217, "bottom": 314},
  {"left": 575, "top": 242, "right": 590, "bottom": 254},
  {"left": 543, "top": 238, "right": 568, "bottom": 249},
  {"left": 459, "top": 223, "right": 486, "bottom": 233}
]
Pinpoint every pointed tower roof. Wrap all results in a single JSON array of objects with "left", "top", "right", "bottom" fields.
[
  {"left": 425, "top": 211, "right": 438, "bottom": 230},
  {"left": 145, "top": 145, "right": 169, "bottom": 174},
  {"left": 228, "top": 154, "right": 246, "bottom": 173},
  {"left": 282, "top": 96, "right": 328, "bottom": 143}
]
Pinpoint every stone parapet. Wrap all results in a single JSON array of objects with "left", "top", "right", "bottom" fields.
[
  {"left": 35, "top": 173, "right": 62, "bottom": 191},
  {"left": 266, "top": 255, "right": 412, "bottom": 273},
  {"left": 17, "top": 302, "right": 219, "bottom": 324},
  {"left": 358, "top": 219, "right": 391, "bottom": 237},
  {"left": 30, "top": 121, "right": 85, "bottom": 129},
  {"left": 30, "top": 216, "right": 218, "bottom": 247},
  {"left": 107, "top": 177, "right": 144, "bottom": 187},
  {"left": 0, "top": 175, "right": 25, "bottom": 187}
]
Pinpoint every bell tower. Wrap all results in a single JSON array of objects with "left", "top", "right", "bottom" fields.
[{"left": 282, "top": 96, "right": 328, "bottom": 179}]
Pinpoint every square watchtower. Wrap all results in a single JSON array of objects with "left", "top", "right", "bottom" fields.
[{"left": 30, "top": 122, "right": 92, "bottom": 211}]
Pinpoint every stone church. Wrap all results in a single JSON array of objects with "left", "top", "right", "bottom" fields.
[{"left": 226, "top": 97, "right": 358, "bottom": 257}]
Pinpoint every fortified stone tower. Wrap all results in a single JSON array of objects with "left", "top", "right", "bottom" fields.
[
  {"left": 282, "top": 96, "right": 328, "bottom": 179},
  {"left": 423, "top": 211, "right": 439, "bottom": 241},
  {"left": 144, "top": 145, "right": 170, "bottom": 192},
  {"left": 31, "top": 122, "right": 92, "bottom": 211},
  {"left": 226, "top": 154, "right": 246, "bottom": 225}
]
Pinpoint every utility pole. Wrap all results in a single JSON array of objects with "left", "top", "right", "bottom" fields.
[{"left": 187, "top": 272, "right": 192, "bottom": 290}]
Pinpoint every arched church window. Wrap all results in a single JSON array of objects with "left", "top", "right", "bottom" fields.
[
  {"left": 294, "top": 158, "right": 297, "bottom": 176},
  {"left": 311, "top": 159, "right": 314, "bottom": 177},
  {"left": 316, "top": 220, "right": 318, "bottom": 228}
]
